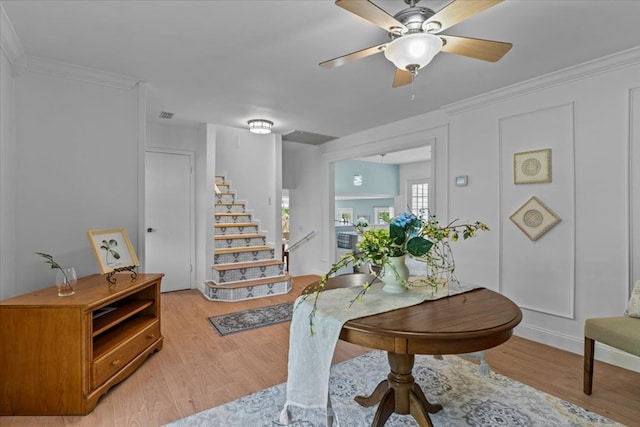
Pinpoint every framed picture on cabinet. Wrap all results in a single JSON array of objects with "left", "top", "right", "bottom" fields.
[{"left": 87, "top": 228, "right": 140, "bottom": 274}]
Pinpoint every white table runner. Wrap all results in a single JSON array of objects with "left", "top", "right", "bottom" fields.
[{"left": 280, "top": 278, "right": 477, "bottom": 426}]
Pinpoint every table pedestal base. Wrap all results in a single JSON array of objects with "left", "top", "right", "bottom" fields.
[{"left": 354, "top": 353, "right": 443, "bottom": 427}]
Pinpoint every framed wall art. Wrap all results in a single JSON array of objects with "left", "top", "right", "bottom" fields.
[
  {"left": 513, "top": 148, "right": 551, "bottom": 184},
  {"left": 87, "top": 228, "right": 140, "bottom": 275},
  {"left": 510, "top": 196, "right": 561, "bottom": 241}
]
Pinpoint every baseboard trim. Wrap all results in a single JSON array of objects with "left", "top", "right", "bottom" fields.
[{"left": 515, "top": 322, "right": 640, "bottom": 373}]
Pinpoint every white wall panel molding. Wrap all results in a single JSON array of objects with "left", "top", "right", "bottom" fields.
[
  {"left": 443, "top": 47, "right": 640, "bottom": 116},
  {"left": 23, "top": 55, "right": 138, "bottom": 90},
  {"left": 0, "top": 4, "right": 26, "bottom": 67},
  {"left": 137, "top": 83, "right": 147, "bottom": 268},
  {"left": 630, "top": 87, "right": 640, "bottom": 291},
  {"left": 498, "top": 103, "right": 576, "bottom": 319}
]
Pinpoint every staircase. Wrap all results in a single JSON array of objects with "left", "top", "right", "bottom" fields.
[{"left": 202, "top": 176, "right": 291, "bottom": 301}]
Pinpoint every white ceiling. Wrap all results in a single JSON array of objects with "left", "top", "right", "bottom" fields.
[{"left": 3, "top": 0, "right": 640, "bottom": 140}]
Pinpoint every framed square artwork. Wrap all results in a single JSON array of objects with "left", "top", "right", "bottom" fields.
[
  {"left": 510, "top": 196, "right": 561, "bottom": 241},
  {"left": 514, "top": 148, "right": 551, "bottom": 184}
]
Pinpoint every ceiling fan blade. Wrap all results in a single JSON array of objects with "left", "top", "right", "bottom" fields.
[
  {"left": 439, "top": 35, "right": 512, "bottom": 62},
  {"left": 319, "top": 42, "right": 388, "bottom": 69},
  {"left": 336, "top": 0, "right": 407, "bottom": 33},
  {"left": 392, "top": 68, "right": 413, "bottom": 88},
  {"left": 426, "top": 0, "right": 503, "bottom": 33}
]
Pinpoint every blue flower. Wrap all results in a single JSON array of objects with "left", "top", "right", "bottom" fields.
[{"left": 391, "top": 212, "right": 417, "bottom": 228}]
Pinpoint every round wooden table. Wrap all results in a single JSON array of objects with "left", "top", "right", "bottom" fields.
[{"left": 305, "top": 274, "right": 523, "bottom": 427}]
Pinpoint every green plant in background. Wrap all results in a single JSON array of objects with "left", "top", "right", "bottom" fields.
[
  {"left": 35, "top": 252, "right": 69, "bottom": 283},
  {"left": 100, "top": 239, "right": 121, "bottom": 265}
]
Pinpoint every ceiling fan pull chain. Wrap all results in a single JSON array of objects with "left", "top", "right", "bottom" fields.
[{"left": 410, "top": 70, "right": 416, "bottom": 101}]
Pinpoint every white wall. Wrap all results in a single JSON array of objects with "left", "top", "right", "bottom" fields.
[
  {"left": 287, "top": 144, "right": 324, "bottom": 276},
  {"left": 0, "top": 48, "right": 18, "bottom": 300},
  {"left": 1, "top": 65, "right": 140, "bottom": 296},
  {"left": 291, "top": 49, "right": 640, "bottom": 370}
]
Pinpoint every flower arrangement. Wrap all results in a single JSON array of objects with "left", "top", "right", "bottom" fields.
[{"left": 302, "top": 210, "right": 489, "bottom": 334}]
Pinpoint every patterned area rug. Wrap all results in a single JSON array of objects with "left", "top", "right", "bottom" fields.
[
  {"left": 164, "top": 350, "right": 620, "bottom": 427},
  {"left": 207, "top": 302, "right": 293, "bottom": 336}
]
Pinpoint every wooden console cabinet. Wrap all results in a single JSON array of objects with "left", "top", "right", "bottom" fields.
[{"left": 0, "top": 273, "right": 164, "bottom": 415}]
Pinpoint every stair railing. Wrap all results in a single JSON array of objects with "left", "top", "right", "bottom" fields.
[{"left": 286, "top": 230, "right": 316, "bottom": 253}]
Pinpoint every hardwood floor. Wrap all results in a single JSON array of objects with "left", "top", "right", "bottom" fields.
[{"left": 1, "top": 275, "right": 638, "bottom": 427}]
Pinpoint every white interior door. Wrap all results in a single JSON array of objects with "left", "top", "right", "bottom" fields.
[{"left": 145, "top": 150, "right": 193, "bottom": 292}]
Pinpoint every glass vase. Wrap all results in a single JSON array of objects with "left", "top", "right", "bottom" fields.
[
  {"left": 380, "top": 255, "right": 410, "bottom": 293},
  {"left": 56, "top": 266, "right": 77, "bottom": 297},
  {"left": 425, "top": 240, "right": 457, "bottom": 291}
]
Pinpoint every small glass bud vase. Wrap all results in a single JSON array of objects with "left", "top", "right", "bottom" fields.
[{"left": 56, "top": 266, "right": 77, "bottom": 297}]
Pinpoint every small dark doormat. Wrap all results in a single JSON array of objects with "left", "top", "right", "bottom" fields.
[{"left": 207, "top": 301, "right": 294, "bottom": 336}]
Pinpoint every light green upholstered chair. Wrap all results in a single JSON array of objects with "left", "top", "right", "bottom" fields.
[{"left": 583, "top": 280, "right": 640, "bottom": 395}]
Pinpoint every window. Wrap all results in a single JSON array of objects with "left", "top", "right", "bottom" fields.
[
  {"left": 373, "top": 207, "right": 394, "bottom": 225},
  {"left": 408, "top": 179, "right": 430, "bottom": 214}
]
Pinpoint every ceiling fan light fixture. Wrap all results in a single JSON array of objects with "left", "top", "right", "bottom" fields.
[
  {"left": 384, "top": 32, "right": 442, "bottom": 71},
  {"left": 248, "top": 119, "right": 274, "bottom": 134}
]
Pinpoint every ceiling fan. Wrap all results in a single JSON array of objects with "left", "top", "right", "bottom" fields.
[{"left": 320, "top": 0, "right": 513, "bottom": 87}]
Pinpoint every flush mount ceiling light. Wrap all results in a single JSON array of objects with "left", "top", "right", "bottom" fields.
[
  {"left": 384, "top": 32, "right": 443, "bottom": 75},
  {"left": 248, "top": 119, "right": 274, "bottom": 134}
]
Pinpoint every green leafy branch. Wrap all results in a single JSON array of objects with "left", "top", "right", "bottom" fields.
[
  {"left": 299, "top": 250, "right": 381, "bottom": 336},
  {"left": 35, "top": 252, "right": 69, "bottom": 284}
]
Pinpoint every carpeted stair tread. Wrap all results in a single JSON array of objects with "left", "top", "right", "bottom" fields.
[
  {"left": 215, "top": 246, "right": 272, "bottom": 254},
  {"left": 206, "top": 273, "right": 291, "bottom": 289},
  {"left": 212, "top": 259, "right": 284, "bottom": 271}
]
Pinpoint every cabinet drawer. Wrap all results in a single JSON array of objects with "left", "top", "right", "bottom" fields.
[{"left": 92, "top": 320, "right": 160, "bottom": 389}]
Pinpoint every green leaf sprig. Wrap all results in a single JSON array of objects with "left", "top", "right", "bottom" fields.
[{"left": 35, "top": 252, "right": 69, "bottom": 284}]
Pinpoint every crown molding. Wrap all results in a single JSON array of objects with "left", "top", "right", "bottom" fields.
[
  {"left": 1, "top": 5, "right": 136, "bottom": 89},
  {"left": 442, "top": 46, "right": 640, "bottom": 116},
  {"left": 25, "top": 55, "right": 138, "bottom": 90},
  {"left": 0, "top": 4, "right": 26, "bottom": 67}
]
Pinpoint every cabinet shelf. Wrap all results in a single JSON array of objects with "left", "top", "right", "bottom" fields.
[
  {"left": 93, "top": 315, "right": 157, "bottom": 360},
  {"left": 93, "top": 299, "right": 153, "bottom": 337}
]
